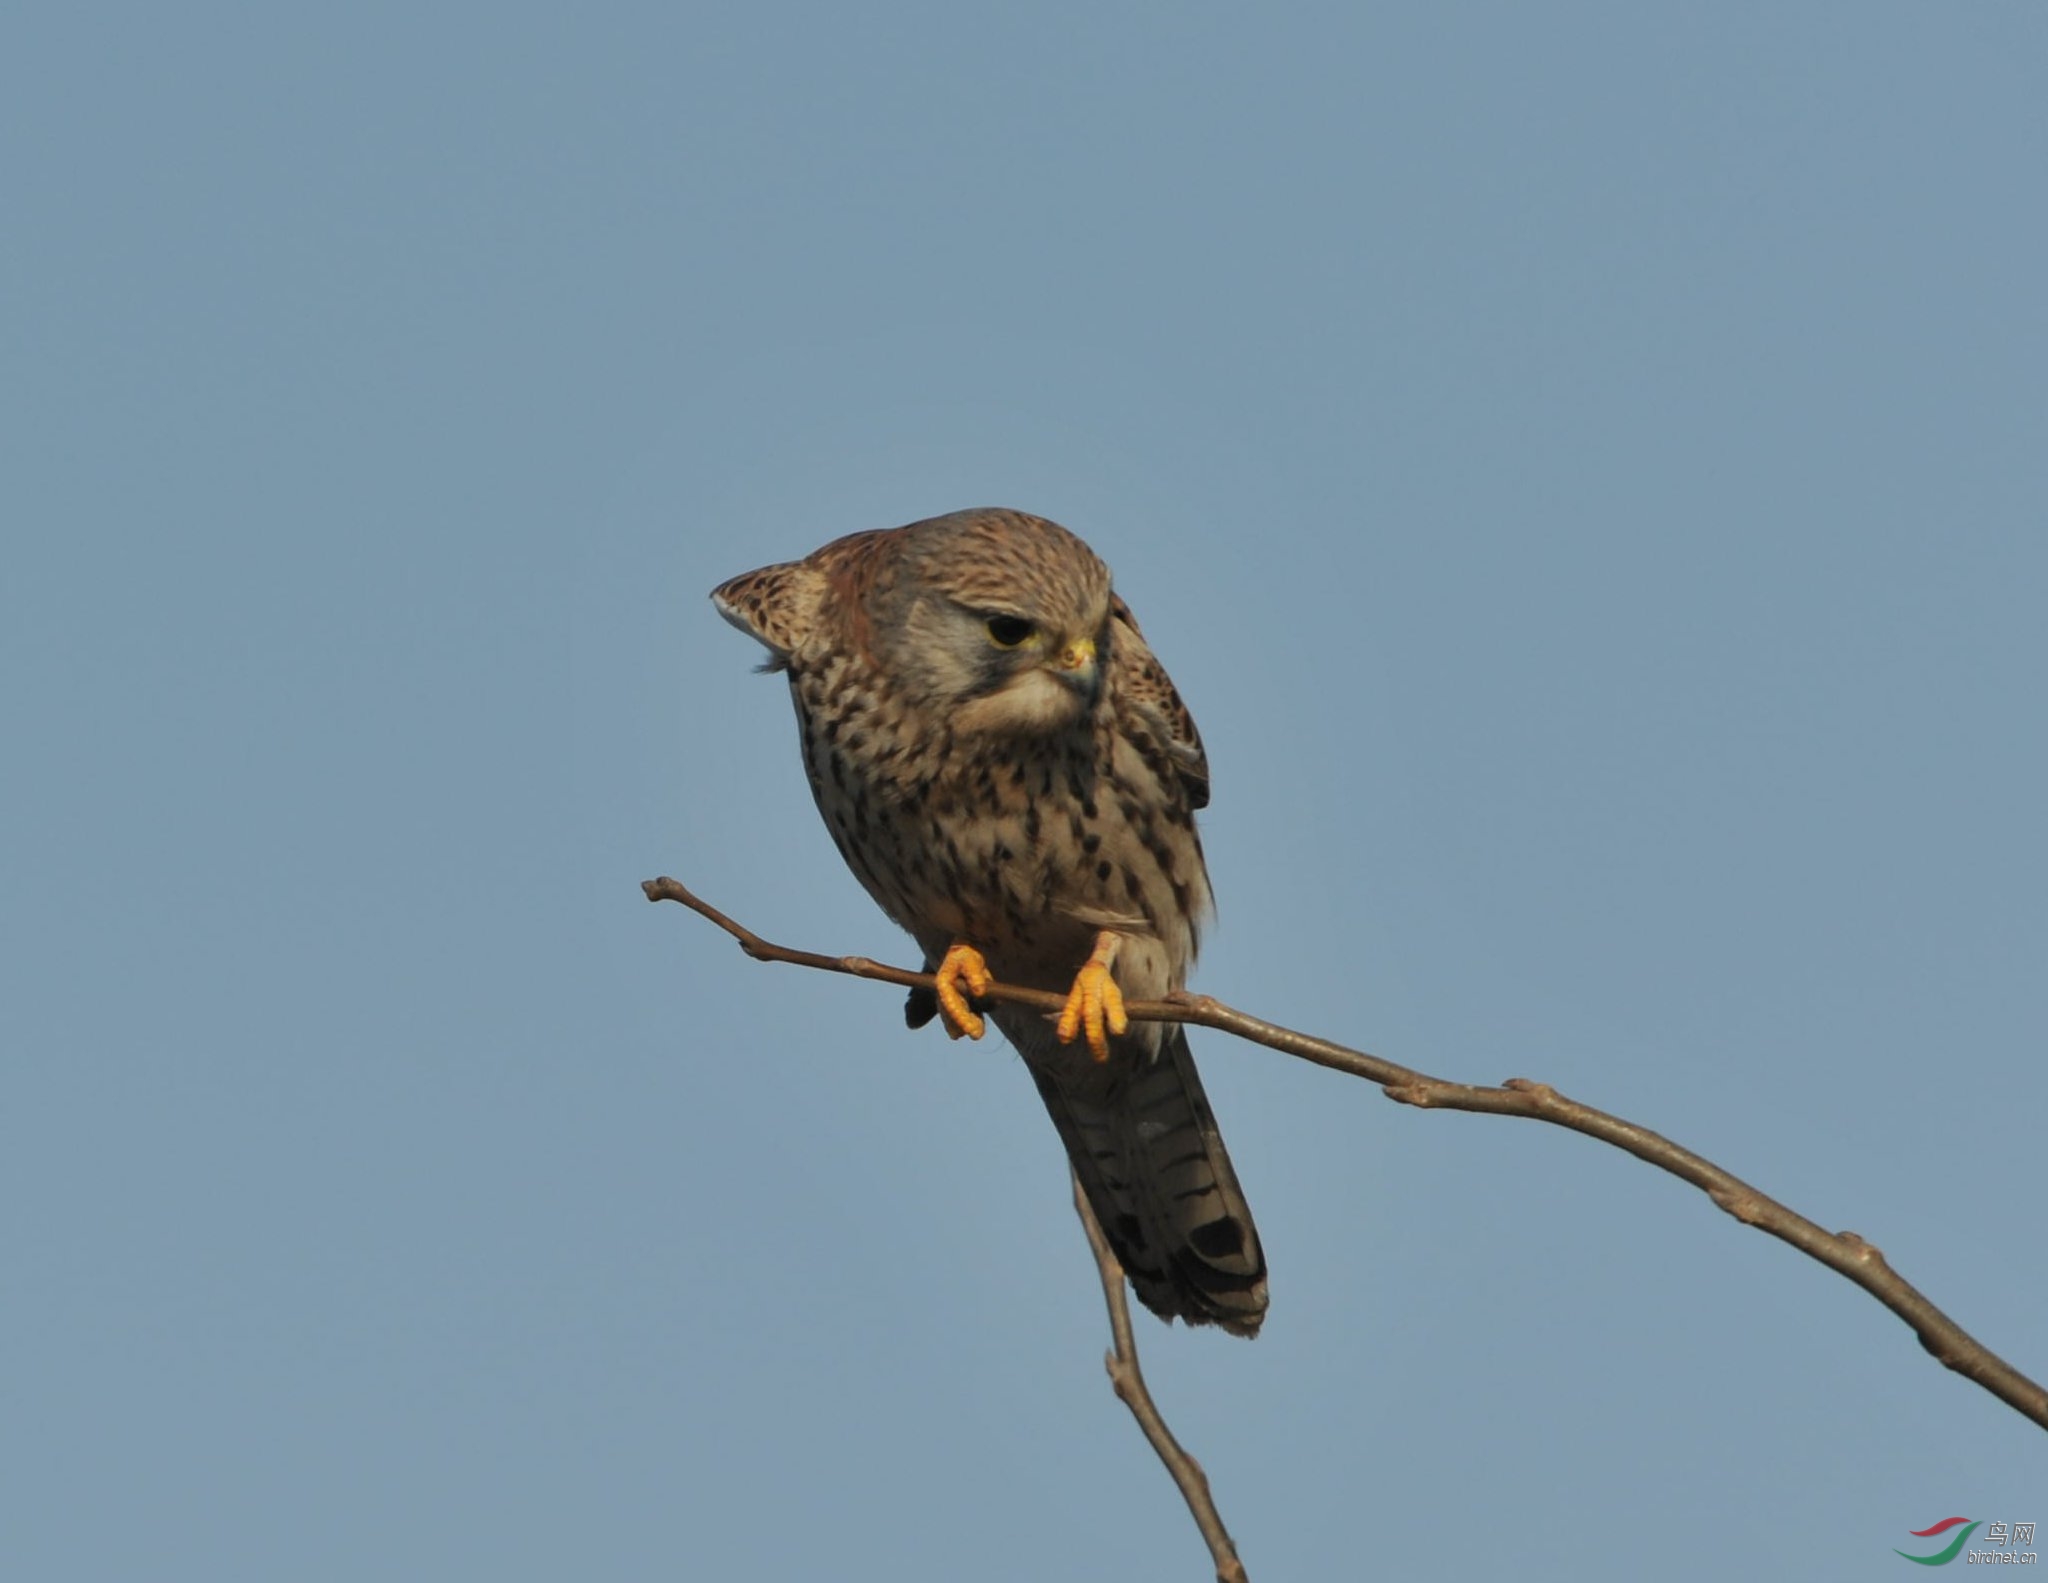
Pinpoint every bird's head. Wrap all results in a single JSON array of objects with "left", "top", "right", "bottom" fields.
[{"left": 874, "top": 509, "right": 1114, "bottom": 736}]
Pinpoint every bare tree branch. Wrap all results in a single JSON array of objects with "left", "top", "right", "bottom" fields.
[
  {"left": 1069, "top": 1169, "right": 1248, "bottom": 1582},
  {"left": 644, "top": 874, "right": 2048, "bottom": 1447}
]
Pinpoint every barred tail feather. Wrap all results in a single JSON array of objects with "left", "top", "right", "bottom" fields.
[{"left": 1031, "top": 1027, "right": 1268, "bottom": 1336}]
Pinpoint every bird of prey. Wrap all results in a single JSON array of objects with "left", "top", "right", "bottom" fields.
[{"left": 712, "top": 508, "right": 1267, "bottom": 1335}]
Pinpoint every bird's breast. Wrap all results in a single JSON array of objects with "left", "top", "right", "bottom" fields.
[{"left": 791, "top": 666, "right": 1205, "bottom": 984}]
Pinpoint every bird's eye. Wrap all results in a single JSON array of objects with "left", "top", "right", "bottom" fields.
[{"left": 985, "top": 614, "right": 1036, "bottom": 648}]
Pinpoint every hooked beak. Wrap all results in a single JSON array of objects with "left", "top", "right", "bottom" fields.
[{"left": 1048, "top": 634, "right": 1101, "bottom": 700}]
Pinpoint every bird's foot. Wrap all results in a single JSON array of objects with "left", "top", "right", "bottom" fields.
[
  {"left": 1056, "top": 933, "right": 1128, "bottom": 1062},
  {"left": 933, "top": 942, "right": 993, "bottom": 1041}
]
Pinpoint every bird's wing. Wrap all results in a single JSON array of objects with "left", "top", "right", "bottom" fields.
[{"left": 1109, "top": 593, "right": 1210, "bottom": 810}]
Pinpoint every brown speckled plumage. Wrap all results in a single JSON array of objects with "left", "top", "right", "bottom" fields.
[{"left": 713, "top": 508, "right": 1267, "bottom": 1335}]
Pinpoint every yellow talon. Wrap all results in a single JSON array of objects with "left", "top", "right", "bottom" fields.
[
  {"left": 1055, "top": 934, "right": 1128, "bottom": 1062},
  {"left": 934, "top": 942, "right": 993, "bottom": 1041}
]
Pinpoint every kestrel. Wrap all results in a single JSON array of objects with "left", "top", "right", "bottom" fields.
[{"left": 713, "top": 508, "right": 1267, "bottom": 1336}]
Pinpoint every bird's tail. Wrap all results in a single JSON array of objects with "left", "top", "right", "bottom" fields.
[{"left": 1030, "top": 1025, "right": 1268, "bottom": 1336}]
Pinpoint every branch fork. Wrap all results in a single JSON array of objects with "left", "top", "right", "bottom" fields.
[{"left": 645, "top": 873, "right": 2047, "bottom": 1578}]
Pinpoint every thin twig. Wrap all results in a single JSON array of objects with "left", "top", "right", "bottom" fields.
[
  {"left": 644, "top": 873, "right": 2048, "bottom": 1442},
  {"left": 1071, "top": 1170, "right": 1248, "bottom": 1583}
]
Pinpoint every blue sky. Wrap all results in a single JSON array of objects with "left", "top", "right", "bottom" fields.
[{"left": 6, "top": 4, "right": 2043, "bottom": 1578}]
